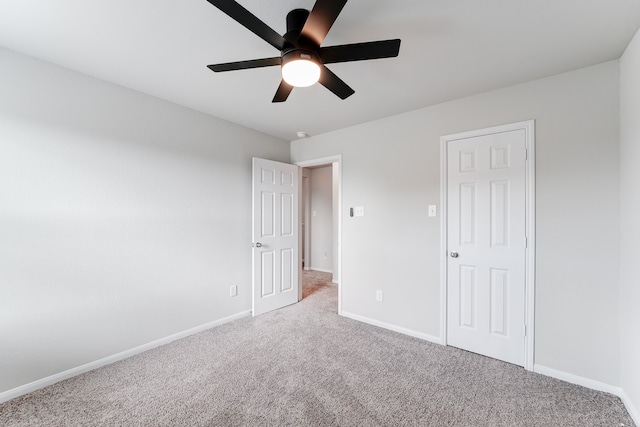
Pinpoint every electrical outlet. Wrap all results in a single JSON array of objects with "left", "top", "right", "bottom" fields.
[
  {"left": 376, "top": 290, "right": 383, "bottom": 302},
  {"left": 230, "top": 285, "right": 238, "bottom": 297}
]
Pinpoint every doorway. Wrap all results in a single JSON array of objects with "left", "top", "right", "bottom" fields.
[
  {"left": 440, "top": 121, "right": 535, "bottom": 370},
  {"left": 296, "top": 155, "right": 342, "bottom": 314}
]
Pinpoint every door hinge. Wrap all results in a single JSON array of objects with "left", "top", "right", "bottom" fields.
[
  {"left": 524, "top": 325, "right": 527, "bottom": 336},
  {"left": 525, "top": 149, "right": 528, "bottom": 161}
]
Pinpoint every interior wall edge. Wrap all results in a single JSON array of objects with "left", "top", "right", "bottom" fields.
[{"left": 619, "top": 24, "right": 640, "bottom": 427}]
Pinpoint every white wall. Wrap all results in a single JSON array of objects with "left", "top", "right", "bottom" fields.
[
  {"left": 0, "top": 47, "right": 289, "bottom": 394},
  {"left": 291, "top": 61, "right": 620, "bottom": 385},
  {"left": 309, "top": 166, "right": 333, "bottom": 272},
  {"left": 620, "top": 28, "right": 640, "bottom": 420}
]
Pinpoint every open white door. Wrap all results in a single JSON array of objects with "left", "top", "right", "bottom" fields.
[
  {"left": 252, "top": 157, "right": 299, "bottom": 316},
  {"left": 445, "top": 127, "right": 528, "bottom": 367}
]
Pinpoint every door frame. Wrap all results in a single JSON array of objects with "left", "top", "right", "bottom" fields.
[
  {"left": 439, "top": 120, "right": 536, "bottom": 370},
  {"left": 301, "top": 169, "right": 311, "bottom": 270},
  {"left": 295, "top": 155, "right": 342, "bottom": 315}
]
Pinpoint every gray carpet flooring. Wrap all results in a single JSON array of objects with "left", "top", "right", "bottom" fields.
[{"left": 0, "top": 270, "right": 634, "bottom": 426}]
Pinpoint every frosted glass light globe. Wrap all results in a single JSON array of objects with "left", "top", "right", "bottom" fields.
[{"left": 282, "top": 59, "right": 321, "bottom": 87}]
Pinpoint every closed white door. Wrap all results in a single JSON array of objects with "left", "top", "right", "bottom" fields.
[
  {"left": 252, "top": 158, "right": 299, "bottom": 316},
  {"left": 446, "top": 129, "right": 527, "bottom": 366}
]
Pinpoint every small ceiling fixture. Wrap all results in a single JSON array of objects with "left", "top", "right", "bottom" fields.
[
  {"left": 296, "top": 131, "right": 310, "bottom": 138},
  {"left": 282, "top": 51, "right": 321, "bottom": 87}
]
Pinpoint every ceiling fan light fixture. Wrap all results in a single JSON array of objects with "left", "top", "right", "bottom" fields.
[
  {"left": 206, "top": 0, "right": 401, "bottom": 102},
  {"left": 282, "top": 51, "right": 321, "bottom": 87}
]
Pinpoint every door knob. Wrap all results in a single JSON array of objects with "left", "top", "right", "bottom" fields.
[
  {"left": 450, "top": 251, "right": 459, "bottom": 258},
  {"left": 253, "top": 242, "right": 263, "bottom": 248}
]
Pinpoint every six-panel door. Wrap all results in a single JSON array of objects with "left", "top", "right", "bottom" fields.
[
  {"left": 447, "top": 130, "right": 527, "bottom": 366},
  {"left": 252, "top": 158, "right": 299, "bottom": 316}
]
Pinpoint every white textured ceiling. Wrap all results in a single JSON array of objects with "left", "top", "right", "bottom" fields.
[{"left": 1, "top": 0, "right": 639, "bottom": 141}]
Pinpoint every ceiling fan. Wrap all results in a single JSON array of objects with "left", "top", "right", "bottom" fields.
[{"left": 205, "top": 0, "right": 401, "bottom": 102}]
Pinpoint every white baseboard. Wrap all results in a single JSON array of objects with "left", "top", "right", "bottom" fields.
[
  {"left": 534, "top": 364, "right": 640, "bottom": 425},
  {"left": 309, "top": 267, "right": 333, "bottom": 274},
  {"left": 533, "top": 364, "right": 621, "bottom": 395},
  {"left": 619, "top": 389, "right": 640, "bottom": 426},
  {"left": 0, "top": 310, "right": 251, "bottom": 404},
  {"left": 341, "top": 311, "right": 442, "bottom": 344}
]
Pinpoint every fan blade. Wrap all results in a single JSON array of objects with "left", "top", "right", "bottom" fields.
[
  {"left": 320, "top": 39, "right": 401, "bottom": 64},
  {"left": 318, "top": 65, "right": 354, "bottom": 99},
  {"left": 300, "top": 0, "right": 347, "bottom": 46},
  {"left": 208, "top": 57, "right": 281, "bottom": 72},
  {"left": 205, "top": 0, "right": 287, "bottom": 50},
  {"left": 272, "top": 80, "right": 294, "bottom": 103}
]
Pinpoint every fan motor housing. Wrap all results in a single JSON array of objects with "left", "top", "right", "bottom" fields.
[
  {"left": 284, "top": 9, "right": 315, "bottom": 48},
  {"left": 286, "top": 9, "right": 310, "bottom": 35}
]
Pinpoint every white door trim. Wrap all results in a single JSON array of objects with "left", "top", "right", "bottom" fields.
[
  {"left": 440, "top": 120, "right": 536, "bottom": 370},
  {"left": 295, "top": 155, "right": 343, "bottom": 315},
  {"left": 301, "top": 170, "right": 311, "bottom": 271}
]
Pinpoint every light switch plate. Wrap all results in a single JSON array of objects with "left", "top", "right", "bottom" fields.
[
  {"left": 428, "top": 205, "right": 437, "bottom": 217},
  {"left": 354, "top": 206, "right": 365, "bottom": 217}
]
